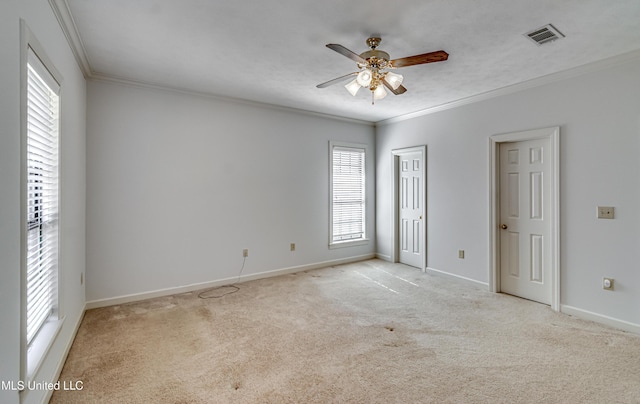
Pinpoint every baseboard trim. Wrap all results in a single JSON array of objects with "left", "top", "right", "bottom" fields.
[
  {"left": 86, "top": 254, "right": 376, "bottom": 309},
  {"left": 376, "top": 253, "right": 392, "bottom": 262},
  {"left": 560, "top": 305, "right": 640, "bottom": 334},
  {"left": 426, "top": 267, "right": 489, "bottom": 287}
]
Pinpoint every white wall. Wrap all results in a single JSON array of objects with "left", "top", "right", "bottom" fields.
[
  {"left": 0, "top": 1, "right": 86, "bottom": 403},
  {"left": 376, "top": 56, "right": 640, "bottom": 328},
  {"left": 86, "top": 80, "right": 376, "bottom": 303}
]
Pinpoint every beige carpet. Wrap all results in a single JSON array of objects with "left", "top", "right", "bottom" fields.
[{"left": 51, "top": 259, "right": 640, "bottom": 403}]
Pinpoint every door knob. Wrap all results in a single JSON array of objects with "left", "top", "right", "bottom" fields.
[{"left": 500, "top": 224, "right": 508, "bottom": 230}]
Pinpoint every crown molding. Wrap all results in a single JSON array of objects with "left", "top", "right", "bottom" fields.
[
  {"left": 48, "top": 0, "right": 640, "bottom": 127},
  {"left": 89, "top": 73, "right": 374, "bottom": 127},
  {"left": 49, "top": 0, "right": 92, "bottom": 77},
  {"left": 48, "top": 0, "right": 373, "bottom": 126},
  {"left": 376, "top": 48, "right": 640, "bottom": 126}
]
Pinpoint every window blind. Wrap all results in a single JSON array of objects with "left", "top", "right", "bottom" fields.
[
  {"left": 332, "top": 146, "right": 365, "bottom": 242},
  {"left": 26, "top": 51, "right": 59, "bottom": 344}
]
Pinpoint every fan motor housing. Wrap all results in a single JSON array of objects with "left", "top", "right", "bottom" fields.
[{"left": 360, "top": 49, "right": 390, "bottom": 61}]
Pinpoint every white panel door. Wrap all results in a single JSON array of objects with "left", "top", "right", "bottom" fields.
[
  {"left": 499, "top": 139, "right": 551, "bottom": 304},
  {"left": 399, "top": 152, "right": 424, "bottom": 269}
]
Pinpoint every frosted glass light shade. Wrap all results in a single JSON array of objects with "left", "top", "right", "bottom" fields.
[
  {"left": 356, "top": 70, "right": 373, "bottom": 87},
  {"left": 373, "top": 85, "right": 388, "bottom": 100},
  {"left": 345, "top": 79, "right": 361, "bottom": 96},
  {"left": 384, "top": 71, "right": 404, "bottom": 90}
]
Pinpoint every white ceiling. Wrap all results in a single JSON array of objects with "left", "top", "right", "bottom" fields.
[{"left": 58, "top": 0, "right": 640, "bottom": 123}]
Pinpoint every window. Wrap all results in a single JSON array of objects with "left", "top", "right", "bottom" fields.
[
  {"left": 25, "top": 47, "right": 60, "bottom": 346},
  {"left": 330, "top": 142, "right": 367, "bottom": 247}
]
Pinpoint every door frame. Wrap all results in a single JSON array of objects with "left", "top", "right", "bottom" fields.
[
  {"left": 488, "top": 127, "right": 560, "bottom": 311},
  {"left": 391, "top": 146, "right": 427, "bottom": 271}
]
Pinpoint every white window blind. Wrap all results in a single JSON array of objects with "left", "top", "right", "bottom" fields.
[
  {"left": 26, "top": 49, "right": 59, "bottom": 344},
  {"left": 331, "top": 145, "right": 365, "bottom": 243}
]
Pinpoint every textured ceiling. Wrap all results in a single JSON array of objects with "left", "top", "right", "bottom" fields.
[{"left": 58, "top": 0, "right": 640, "bottom": 123}]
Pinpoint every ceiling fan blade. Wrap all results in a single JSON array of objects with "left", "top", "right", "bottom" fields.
[
  {"left": 383, "top": 79, "right": 407, "bottom": 95},
  {"left": 390, "top": 50, "right": 448, "bottom": 68},
  {"left": 326, "top": 44, "right": 366, "bottom": 64},
  {"left": 316, "top": 72, "right": 358, "bottom": 88}
]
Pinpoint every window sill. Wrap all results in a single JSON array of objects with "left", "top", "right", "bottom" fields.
[
  {"left": 27, "top": 316, "right": 65, "bottom": 380},
  {"left": 329, "top": 239, "right": 369, "bottom": 249}
]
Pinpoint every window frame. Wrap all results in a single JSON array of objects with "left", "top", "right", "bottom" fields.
[
  {"left": 20, "top": 20, "right": 65, "bottom": 383},
  {"left": 25, "top": 47, "right": 61, "bottom": 345},
  {"left": 329, "top": 141, "right": 369, "bottom": 248}
]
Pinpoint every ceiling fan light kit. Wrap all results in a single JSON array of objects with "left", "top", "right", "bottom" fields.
[
  {"left": 317, "top": 37, "right": 448, "bottom": 105},
  {"left": 385, "top": 71, "right": 404, "bottom": 90},
  {"left": 373, "top": 85, "right": 388, "bottom": 100},
  {"left": 345, "top": 79, "right": 361, "bottom": 96},
  {"left": 356, "top": 69, "right": 373, "bottom": 87}
]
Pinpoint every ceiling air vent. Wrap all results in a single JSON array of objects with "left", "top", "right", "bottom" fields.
[{"left": 525, "top": 24, "right": 565, "bottom": 45}]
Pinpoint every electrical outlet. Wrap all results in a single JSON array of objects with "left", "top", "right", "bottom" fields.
[
  {"left": 458, "top": 250, "right": 465, "bottom": 259},
  {"left": 242, "top": 249, "right": 249, "bottom": 258},
  {"left": 290, "top": 243, "right": 296, "bottom": 251},
  {"left": 597, "top": 206, "right": 615, "bottom": 219},
  {"left": 603, "top": 277, "right": 614, "bottom": 290}
]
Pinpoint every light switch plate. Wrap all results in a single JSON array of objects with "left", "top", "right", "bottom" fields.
[{"left": 597, "top": 206, "right": 614, "bottom": 219}]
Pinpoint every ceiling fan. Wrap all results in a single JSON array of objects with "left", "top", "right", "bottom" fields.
[{"left": 317, "top": 37, "right": 448, "bottom": 104}]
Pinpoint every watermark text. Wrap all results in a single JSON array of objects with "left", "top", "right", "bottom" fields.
[{"left": 1, "top": 380, "right": 83, "bottom": 392}]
